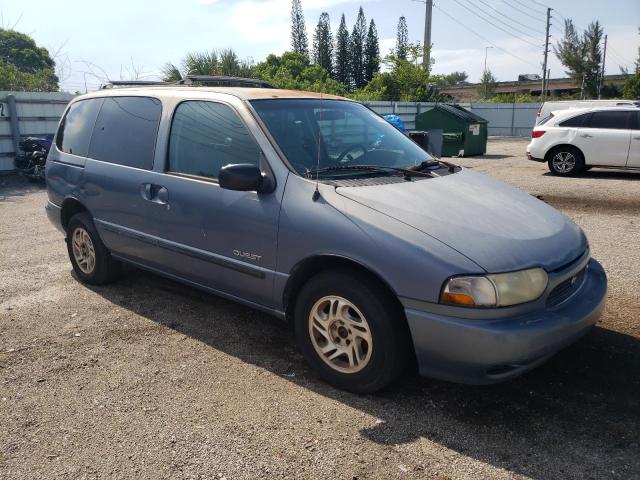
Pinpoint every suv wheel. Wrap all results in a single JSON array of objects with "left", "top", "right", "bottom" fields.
[
  {"left": 66, "top": 212, "right": 121, "bottom": 285},
  {"left": 547, "top": 146, "right": 585, "bottom": 176},
  {"left": 294, "top": 269, "right": 408, "bottom": 393}
]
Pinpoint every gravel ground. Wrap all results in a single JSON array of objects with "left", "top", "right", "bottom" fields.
[{"left": 1, "top": 138, "right": 639, "bottom": 480}]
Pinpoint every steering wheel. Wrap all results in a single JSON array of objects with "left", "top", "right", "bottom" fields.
[{"left": 336, "top": 144, "right": 368, "bottom": 164}]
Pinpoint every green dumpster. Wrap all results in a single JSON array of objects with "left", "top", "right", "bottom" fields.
[{"left": 415, "top": 104, "right": 488, "bottom": 157}]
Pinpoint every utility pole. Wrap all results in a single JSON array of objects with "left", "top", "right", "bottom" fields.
[
  {"left": 423, "top": 0, "right": 433, "bottom": 69},
  {"left": 598, "top": 34, "right": 608, "bottom": 99},
  {"left": 541, "top": 7, "right": 552, "bottom": 100},
  {"left": 484, "top": 46, "right": 493, "bottom": 99}
]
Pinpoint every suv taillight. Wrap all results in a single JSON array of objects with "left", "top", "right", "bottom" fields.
[{"left": 531, "top": 130, "right": 545, "bottom": 138}]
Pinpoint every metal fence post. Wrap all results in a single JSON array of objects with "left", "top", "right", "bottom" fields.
[
  {"left": 6, "top": 94, "right": 21, "bottom": 159},
  {"left": 511, "top": 102, "right": 516, "bottom": 137}
]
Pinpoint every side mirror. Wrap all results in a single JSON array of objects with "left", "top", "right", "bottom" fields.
[{"left": 219, "top": 164, "right": 273, "bottom": 193}]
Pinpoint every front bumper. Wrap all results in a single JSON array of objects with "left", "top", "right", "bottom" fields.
[{"left": 404, "top": 259, "right": 607, "bottom": 384}]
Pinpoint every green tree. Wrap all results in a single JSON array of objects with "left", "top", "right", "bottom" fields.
[
  {"left": 478, "top": 69, "right": 497, "bottom": 99},
  {"left": 554, "top": 19, "right": 603, "bottom": 99},
  {"left": 291, "top": 0, "right": 309, "bottom": 57},
  {"left": 396, "top": 17, "right": 408, "bottom": 60},
  {"left": 160, "top": 49, "right": 254, "bottom": 82},
  {"left": 334, "top": 14, "right": 350, "bottom": 86},
  {"left": 350, "top": 6, "right": 367, "bottom": 89},
  {"left": 354, "top": 43, "right": 445, "bottom": 101},
  {"left": 441, "top": 71, "right": 468, "bottom": 85},
  {"left": 254, "top": 51, "right": 346, "bottom": 95},
  {"left": 312, "top": 12, "right": 333, "bottom": 75},
  {"left": 623, "top": 71, "right": 640, "bottom": 99},
  {"left": 0, "top": 28, "right": 58, "bottom": 91},
  {"left": 364, "top": 20, "right": 380, "bottom": 84}
]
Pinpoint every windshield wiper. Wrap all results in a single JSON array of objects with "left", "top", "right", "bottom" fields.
[
  {"left": 303, "top": 164, "right": 437, "bottom": 180},
  {"left": 410, "top": 159, "right": 458, "bottom": 173}
]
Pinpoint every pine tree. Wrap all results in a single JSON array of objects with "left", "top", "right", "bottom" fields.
[
  {"left": 291, "top": 0, "right": 309, "bottom": 56},
  {"left": 396, "top": 16, "right": 408, "bottom": 60},
  {"left": 334, "top": 14, "right": 350, "bottom": 86},
  {"left": 364, "top": 20, "right": 379, "bottom": 83},
  {"left": 350, "top": 6, "right": 367, "bottom": 89},
  {"left": 313, "top": 12, "right": 333, "bottom": 75}
]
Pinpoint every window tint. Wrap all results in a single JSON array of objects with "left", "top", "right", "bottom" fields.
[
  {"left": 56, "top": 98, "right": 104, "bottom": 156},
  {"left": 168, "top": 101, "right": 260, "bottom": 179},
  {"left": 558, "top": 113, "right": 589, "bottom": 128},
  {"left": 586, "top": 111, "right": 631, "bottom": 130},
  {"left": 88, "top": 96, "right": 162, "bottom": 169},
  {"left": 631, "top": 112, "right": 640, "bottom": 130}
]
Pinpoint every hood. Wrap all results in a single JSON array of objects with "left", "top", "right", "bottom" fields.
[{"left": 335, "top": 168, "right": 587, "bottom": 273}]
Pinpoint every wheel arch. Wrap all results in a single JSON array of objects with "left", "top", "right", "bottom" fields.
[
  {"left": 283, "top": 254, "right": 404, "bottom": 323},
  {"left": 60, "top": 197, "right": 90, "bottom": 232}
]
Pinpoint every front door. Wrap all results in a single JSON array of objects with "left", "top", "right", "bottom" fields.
[
  {"left": 145, "top": 99, "right": 282, "bottom": 307},
  {"left": 574, "top": 110, "right": 631, "bottom": 166}
]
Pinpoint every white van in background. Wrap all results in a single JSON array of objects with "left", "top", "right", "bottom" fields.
[{"left": 536, "top": 99, "right": 639, "bottom": 124}]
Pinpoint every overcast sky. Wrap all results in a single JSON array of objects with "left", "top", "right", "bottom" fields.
[{"left": 1, "top": 0, "right": 638, "bottom": 92}]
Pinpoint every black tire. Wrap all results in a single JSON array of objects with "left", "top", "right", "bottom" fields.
[
  {"left": 546, "top": 146, "right": 585, "bottom": 176},
  {"left": 293, "top": 269, "right": 409, "bottom": 393},
  {"left": 66, "top": 212, "right": 121, "bottom": 285}
]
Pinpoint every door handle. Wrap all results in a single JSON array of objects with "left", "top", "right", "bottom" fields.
[
  {"left": 633, "top": 136, "right": 640, "bottom": 140},
  {"left": 580, "top": 134, "right": 593, "bottom": 138},
  {"left": 140, "top": 183, "right": 169, "bottom": 204}
]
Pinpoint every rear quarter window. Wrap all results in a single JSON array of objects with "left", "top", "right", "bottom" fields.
[
  {"left": 88, "top": 96, "right": 162, "bottom": 170},
  {"left": 56, "top": 98, "right": 104, "bottom": 157},
  {"left": 558, "top": 113, "right": 589, "bottom": 128}
]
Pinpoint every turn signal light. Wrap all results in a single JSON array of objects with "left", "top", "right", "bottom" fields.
[{"left": 531, "top": 130, "right": 545, "bottom": 138}]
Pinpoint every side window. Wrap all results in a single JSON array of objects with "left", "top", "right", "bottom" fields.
[
  {"left": 56, "top": 98, "right": 104, "bottom": 156},
  {"left": 168, "top": 101, "right": 260, "bottom": 180},
  {"left": 88, "top": 96, "right": 162, "bottom": 169},
  {"left": 558, "top": 113, "right": 589, "bottom": 128},
  {"left": 586, "top": 111, "right": 631, "bottom": 130}
]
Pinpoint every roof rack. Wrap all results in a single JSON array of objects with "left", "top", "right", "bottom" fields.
[
  {"left": 101, "top": 80, "right": 171, "bottom": 89},
  {"left": 178, "top": 75, "right": 274, "bottom": 88},
  {"left": 100, "top": 76, "right": 274, "bottom": 90}
]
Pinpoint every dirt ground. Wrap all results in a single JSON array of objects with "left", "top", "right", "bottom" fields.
[{"left": 1, "top": 138, "right": 639, "bottom": 480}]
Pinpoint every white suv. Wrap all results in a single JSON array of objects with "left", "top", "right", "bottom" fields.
[{"left": 527, "top": 107, "right": 640, "bottom": 176}]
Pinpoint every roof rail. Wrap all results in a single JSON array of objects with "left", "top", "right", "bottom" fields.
[
  {"left": 179, "top": 75, "right": 274, "bottom": 88},
  {"left": 101, "top": 80, "right": 172, "bottom": 89}
]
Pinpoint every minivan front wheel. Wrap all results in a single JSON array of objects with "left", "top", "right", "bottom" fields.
[
  {"left": 294, "top": 270, "right": 408, "bottom": 393},
  {"left": 66, "top": 212, "right": 121, "bottom": 285},
  {"left": 547, "top": 146, "right": 585, "bottom": 176}
]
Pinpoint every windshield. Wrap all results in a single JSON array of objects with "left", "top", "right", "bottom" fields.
[{"left": 250, "top": 99, "right": 433, "bottom": 177}]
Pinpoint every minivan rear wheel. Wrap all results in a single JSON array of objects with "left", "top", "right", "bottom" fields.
[
  {"left": 547, "top": 146, "right": 585, "bottom": 176},
  {"left": 294, "top": 269, "right": 408, "bottom": 393},
  {"left": 66, "top": 212, "right": 121, "bottom": 285}
]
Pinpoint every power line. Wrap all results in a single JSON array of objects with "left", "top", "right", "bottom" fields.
[
  {"left": 500, "top": 0, "right": 545, "bottom": 20},
  {"left": 473, "top": 0, "right": 546, "bottom": 36},
  {"left": 432, "top": 3, "right": 539, "bottom": 69},
  {"left": 451, "top": 0, "right": 542, "bottom": 48},
  {"left": 510, "top": 0, "right": 547, "bottom": 16}
]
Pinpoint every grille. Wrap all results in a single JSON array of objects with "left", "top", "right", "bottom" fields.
[{"left": 546, "top": 267, "right": 587, "bottom": 307}]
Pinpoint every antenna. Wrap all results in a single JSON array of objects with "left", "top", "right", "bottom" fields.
[{"left": 312, "top": 80, "right": 324, "bottom": 202}]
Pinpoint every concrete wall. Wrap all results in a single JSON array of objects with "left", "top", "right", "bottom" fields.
[{"left": 0, "top": 91, "right": 75, "bottom": 172}]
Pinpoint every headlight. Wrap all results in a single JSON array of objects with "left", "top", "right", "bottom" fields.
[{"left": 440, "top": 268, "right": 548, "bottom": 307}]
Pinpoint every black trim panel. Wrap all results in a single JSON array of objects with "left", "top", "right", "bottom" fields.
[{"left": 95, "top": 219, "right": 266, "bottom": 279}]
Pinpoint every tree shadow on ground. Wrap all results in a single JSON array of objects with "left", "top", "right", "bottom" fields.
[{"left": 87, "top": 269, "right": 640, "bottom": 480}]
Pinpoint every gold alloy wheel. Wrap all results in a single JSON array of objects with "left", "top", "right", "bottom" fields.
[
  {"left": 308, "top": 295, "right": 373, "bottom": 374},
  {"left": 71, "top": 227, "right": 96, "bottom": 274}
]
